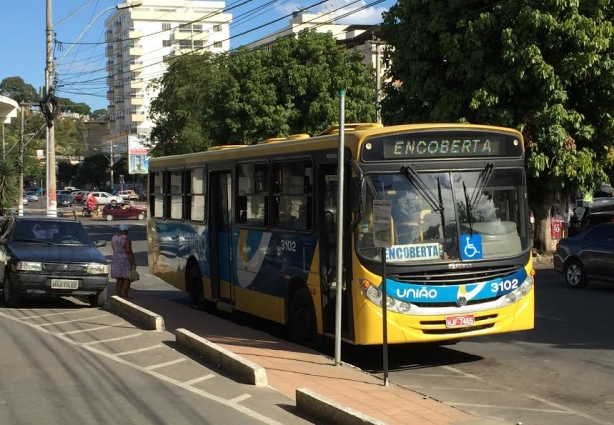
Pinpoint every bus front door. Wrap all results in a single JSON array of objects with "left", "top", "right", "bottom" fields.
[
  {"left": 209, "top": 171, "right": 235, "bottom": 305},
  {"left": 318, "top": 165, "right": 351, "bottom": 339}
]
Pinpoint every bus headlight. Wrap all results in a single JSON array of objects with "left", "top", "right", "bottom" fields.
[
  {"left": 360, "top": 279, "right": 413, "bottom": 314},
  {"left": 502, "top": 275, "right": 534, "bottom": 305}
]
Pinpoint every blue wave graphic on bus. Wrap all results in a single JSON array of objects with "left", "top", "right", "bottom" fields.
[
  {"left": 385, "top": 268, "right": 528, "bottom": 303},
  {"left": 231, "top": 230, "right": 318, "bottom": 297}
]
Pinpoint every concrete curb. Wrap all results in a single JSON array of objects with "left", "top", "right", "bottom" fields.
[
  {"left": 296, "top": 388, "right": 387, "bottom": 425},
  {"left": 109, "top": 295, "right": 165, "bottom": 331},
  {"left": 175, "top": 328, "right": 268, "bottom": 387}
]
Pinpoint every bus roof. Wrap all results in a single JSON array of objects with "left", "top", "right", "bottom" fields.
[{"left": 149, "top": 123, "right": 523, "bottom": 169}]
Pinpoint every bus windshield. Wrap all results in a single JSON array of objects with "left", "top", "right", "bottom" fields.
[{"left": 357, "top": 169, "right": 528, "bottom": 263}]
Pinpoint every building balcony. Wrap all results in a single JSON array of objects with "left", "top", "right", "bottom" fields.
[
  {"left": 115, "top": 98, "right": 125, "bottom": 104},
  {"left": 108, "top": 103, "right": 115, "bottom": 110},
  {"left": 129, "top": 29, "right": 141, "bottom": 39},
  {"left": 106, "top": 89, "right": 115, "bottom": 100},
  {"left": 129, "top": 60, "right": 143, "bottom": 72},
  {"left": 130, "top": 79, "right": 144, "bottom": 90},
  {"left": 130, "top": 113, "right": 146, "bottom": 122},
  {"left": 106, "top": 30, "right": 113, "bottom": 42},
  {"left": 129, "top": 45, "right": 143, "bottom": 56},
  {"left": 107, "top": 61, "right": 114, "bottom": 71},
  {"left": 130, "top": 95, "right": 145, "bottom": 106},
  {"left": 170, "top": 28, "right": 210, "bottom": 43}
]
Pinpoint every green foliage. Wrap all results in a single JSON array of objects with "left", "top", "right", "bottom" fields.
[
  {"left": 0, "top": 160, "right": 18, "bottom": 213},
  {"left": 148, "top": 31, "right": 376, "bottom": 155},
  {"left": 381, "top": 0, "right": 614, "bottom": 203},
  {"left": 91, "top": 109, "right": 108, "bottom": 120},
  {"left": 0, "top": 77, "right": 39, "bottom": 104}
]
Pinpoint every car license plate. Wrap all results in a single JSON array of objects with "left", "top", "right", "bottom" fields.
[
  {"left": 50, "top": 279, "right": 79, "bottom": 290},
  {"left": 445, "top": 314, "right": 475, "bottom": 328}
]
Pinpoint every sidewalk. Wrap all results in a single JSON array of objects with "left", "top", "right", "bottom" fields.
[{"left": 118, "top": 284, "right": 505, "bottom": 425}]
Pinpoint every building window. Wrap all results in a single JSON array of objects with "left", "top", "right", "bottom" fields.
[
  {"left": 272, "top": 160, "right": 313, "bottom": 231},
  {"left": 178, "top": 40, "right": 191, "bottom": 49},
  {"left": 162, "top": 23, "right": 171, "bottom": 31},
  {"left": 213, "top": 24, "right": 221, "bottom": 32},
  {"left": 193, "top": 24, "right": 203, "bottom": 32},
  {"left": 237, "top": 163, "right": 268, "bottom": 227},
  {"left": 214, "top": 41, "right": 222, "bottom": 48},
  {"left": 162, "top": 40, "right": 171, "bottom": 47}
]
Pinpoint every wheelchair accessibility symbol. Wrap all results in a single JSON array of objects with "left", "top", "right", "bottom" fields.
[{"left": 461, "top": 234, "right": 483, "bottom": 260}]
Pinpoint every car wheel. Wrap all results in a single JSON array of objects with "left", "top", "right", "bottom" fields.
[
  {"left": 565, "top": 259, "right": 588, "bottom": 289},
  {"left": 89, "top": 287, "right": 107, "bottom": 308},
  {"left": 106, "top": 214, "right": 114, "bottom": 221},
  {"left": 289, "top": 287, "right": 316, "bottom": 346},
  {"left": 3, "top": 275, "right": 22, "bottom": 308},
  {"left": 137, "top": 213, "right": 145, "bottom": 220}
]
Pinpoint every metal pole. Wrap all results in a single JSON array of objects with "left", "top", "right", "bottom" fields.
[
  {"left": 334, "top": 90, "right": 346, "bottom": 366},
  {"left": 375, "top": 44, "right": 382, "bottom": 124},
  {"left": 381, "top": 247, "right": 388, "bottom": 386},
  {"left": 46, "top": 0, "right": 57, "bottom": 217},
  {"left": 2, "top": 123, "right": 5, "bottom": 161},
  {"left": 110, "top": 143, "right": 114, "bottom": 191},
  {"left": 18, "top": 106, "right": 24, "bottom": 217}
]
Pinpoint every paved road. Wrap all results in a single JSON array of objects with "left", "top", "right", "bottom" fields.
[
  {"left": 0, "top": 217, "right": 321, "bottom": 425},
  {"left": 77, "top": 218, "right": 614, "bottom": 425},
  {"left": 82, "top": 221, "right": 614, "bottom": 425},
  {"left": 339, "top": 266, "right": 614, "bottom": 425}
]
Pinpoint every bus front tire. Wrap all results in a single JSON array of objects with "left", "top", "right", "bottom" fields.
[
  {"left": 289, "top": 287, "right": 316, "bottom": 346},
  {"left": 187, "top": 265, "right": 204, "bottom": 309}
]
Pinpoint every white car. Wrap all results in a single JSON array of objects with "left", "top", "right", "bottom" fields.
[{"left": 90, "top": 191, "right": 124, "bottom": 205}]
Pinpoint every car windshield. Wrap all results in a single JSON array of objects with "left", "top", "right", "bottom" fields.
[
  {"left": 357, "top": 169, "right": 529, "bottom": 263},
  {"left": 11, "top": 221, "right": 92, "bottom": 245}
]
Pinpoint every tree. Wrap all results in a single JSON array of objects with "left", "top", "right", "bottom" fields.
[
  {"left": 91, "top": 109, "right": 108, "bottom": 120},
  {"left": 381, "top": 0, "right": 614, "bottom": 251},
  {"left": 0, "top": 160, "right": 18, "bottom": 214},
  {"left": 148, "top": 31, "right": 377, "bottom": 154},
  {"left": 0, "top": 77, "right": 39, "bottom": 104}
]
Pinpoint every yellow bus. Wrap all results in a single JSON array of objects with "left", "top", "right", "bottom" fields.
[{"left": 147, "top": 123, "right": 535, "bottom": 345}]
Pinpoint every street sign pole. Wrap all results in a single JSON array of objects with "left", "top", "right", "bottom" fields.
[{"left": 334, "top": 90, "right": 346, "bottom": 366}]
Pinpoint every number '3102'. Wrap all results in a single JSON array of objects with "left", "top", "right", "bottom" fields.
[{"left": 491, "top": 279, "right": 519, "bottom": 292}]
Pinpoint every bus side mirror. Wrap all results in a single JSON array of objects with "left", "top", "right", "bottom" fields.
[{"left": 348, "top": 178, "right": 361, "bottom": 213}]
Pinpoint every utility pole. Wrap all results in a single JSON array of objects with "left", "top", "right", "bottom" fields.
[
  {"left": 45, "top": 0, "right": 57, "bottom": 217},
  {"left": 110, "top": 143, "right": 114, "bottom": 191},
  {"left": 367, "top": 37, "right": 386, "bottom": 124},
  {"left": 18, "top": 106, "right": 24, "bottom": 217}
]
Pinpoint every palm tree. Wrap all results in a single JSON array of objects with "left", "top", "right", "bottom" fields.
[{"left": 0, "top": 160, "right": 18, "bottom": 215}]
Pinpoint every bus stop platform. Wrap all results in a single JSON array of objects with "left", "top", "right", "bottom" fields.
[{"left": 114, "top": 285, "right": 505, "bottom": 425}]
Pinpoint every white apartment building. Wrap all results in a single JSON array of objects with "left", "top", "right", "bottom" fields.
[
  {"left": 104, "top": 0, "right": 231, "bottom": 173},
  {"left": 246, "top": 12, "right": 384, "bottom": 70}
]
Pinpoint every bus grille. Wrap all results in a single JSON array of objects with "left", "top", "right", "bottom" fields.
[
  {"left": 412, "top": 296, "right": 498, "bottom": 308},
  {"left": 394, "top": 265, "right": 520, "bottom": 285}
]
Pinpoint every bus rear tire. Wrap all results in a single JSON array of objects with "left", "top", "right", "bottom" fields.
[
  {"left": 187, "top": 265, "right": 204, "bottom": 309},
  {"left": 289, "top": 287, "right": 316, "bottom": 346}
]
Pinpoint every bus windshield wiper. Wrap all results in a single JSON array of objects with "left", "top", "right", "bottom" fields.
[
  {"left": 462, "top": 163, "right": 495, "bottom": 235},
  {"left": 399, "top": 166, "right": 443, "bottom": 212}
]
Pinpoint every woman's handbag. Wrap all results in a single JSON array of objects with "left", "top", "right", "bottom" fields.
[{"left": 129, "top": 267, "right": 140, "bottom": 282}]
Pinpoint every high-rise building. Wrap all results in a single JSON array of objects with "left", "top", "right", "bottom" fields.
[{"left": 104, "top": 0, "right": 231, "bottom": 179}]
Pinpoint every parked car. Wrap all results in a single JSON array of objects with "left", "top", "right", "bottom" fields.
[
  {"left": 117, "top": 190, "right": 139, "bottom": 202},
  {"left": 25, "top": 191, "right": 39, "bottom": 202},
  {"left": 568, "top": 197, "right": 614, "bottom": 236},
  {"left": 0, "top": 216, "right": 109, "bottom": 307},
  {"left": 71, "top": 190, "right": 88, "bottom": 204},
  {"left": 57, "top": 194, "right": 72, "bottom": 207},
  {"left": 102, "top": 204, "right": 146, "bottom": 221},
  {"left": 90, "top": 191, "right": 124, "bottom": 205},
  {"left": 553, "top": 222, "right": 614, "bottom": 288}
]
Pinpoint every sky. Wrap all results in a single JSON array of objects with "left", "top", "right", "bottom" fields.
[{"left": 0, "top": 0, "right": 393, "bottom": 112}]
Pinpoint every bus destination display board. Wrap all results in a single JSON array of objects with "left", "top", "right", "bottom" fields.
[{"left": 361, "top": 131, "right": 523, "bottom": 161}]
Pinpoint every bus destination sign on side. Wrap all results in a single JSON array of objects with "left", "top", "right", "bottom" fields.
[{"left": 362, "top": 131, "right": 522, "bottom": 161}]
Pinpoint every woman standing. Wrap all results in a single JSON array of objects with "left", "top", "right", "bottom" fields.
[{"left": 110, "top": 223, "right": 136, "bottom": 298}]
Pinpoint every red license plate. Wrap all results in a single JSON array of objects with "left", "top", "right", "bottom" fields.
[{"left": 445, "top": 314, "right": 475, "bottom": 328}]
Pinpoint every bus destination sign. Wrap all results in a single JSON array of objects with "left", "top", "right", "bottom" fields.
[{"left": 362, "top": 131, "right": 522, "bottom": 161}]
